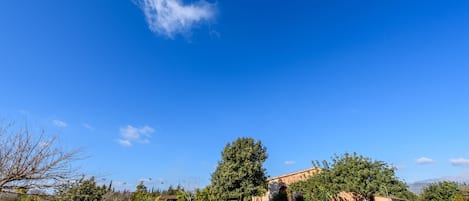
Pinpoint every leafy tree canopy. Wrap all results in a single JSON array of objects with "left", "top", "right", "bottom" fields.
[
  {"left": 418, "top": 181, "right": 461, "bottom": 201},
  {"left": 55, "top": 176, "right": 110, "bottom": 201},
  {"left": 132, "top": 181, "right": 153, "bottom": 201},
  {"left": 210, "top": 137, "right": 268, "bottom": 201},
  {"left": 290, "top": 153, "right": 415, "bottom": 201}
]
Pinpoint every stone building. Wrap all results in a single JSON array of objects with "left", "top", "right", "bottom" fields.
[
  {"left": 252, "top": 167, "right": 319, "bottom": 201},
  {"left": 253, "top": 167, "right": 403, "bottom": 201}
]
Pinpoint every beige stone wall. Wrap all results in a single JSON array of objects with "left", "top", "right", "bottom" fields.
[
  {"left": 374, "top": 197, "right": 392, "bottom": 201},
  {"left": 252, "top": 167, "right": 319, "bottom": 201},
  {"left": 268, "top": 167, "right": 318, "bottom": 186},
  {"left": 253, "top": 167, "right": 402, "bottom": 201}
]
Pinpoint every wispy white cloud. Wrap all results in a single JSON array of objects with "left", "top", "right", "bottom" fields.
[
  {"left": 117, "top": 125, "right": 154, "bottom": 146},
  {"left": 416, "top": 157, "right": 434, "bottom": 165},
  {"left": 284, "top": 161, "right": 296, "bottom": 165},
  {"left": 83, "top": 123, "right": 95, "bottom": 130},
  {"left": 53, "top": 120, "right": 67, "bottom": 128},
  {"left": 134, "top": 0, "right": 216, "bottom": 38},
  {"left": 450, "top": 158, "right": 469, "bottom": 167},
  {"left": 117, "top": 139, "right": 132, "bottom": 146}
]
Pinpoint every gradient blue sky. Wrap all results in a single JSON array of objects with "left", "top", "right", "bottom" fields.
[{"left": 1, "top": 0, "right": 469, "bottom": 190}]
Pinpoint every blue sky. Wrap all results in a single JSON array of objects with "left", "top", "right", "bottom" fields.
[{"left": 1, "top": 0, "right": 469, "bottom": 191}]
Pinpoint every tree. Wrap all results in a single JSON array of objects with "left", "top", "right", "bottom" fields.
[
  {"left": 457, "top": 183, "right": 469, "bottom": 201},
  {"left": 194, "top": 188, "right": 208, "bottom": 201},
  {"left": 418, "top": 181, "right": 461, "bottom": 201},
  {"left": 290, "top": 153, "right": 415, "bottom": 201},
  {"left": 210, "top": 137, "right": 268, "bottom": 201},
  {"left": 16, "top": 189, "right": 48, "bottom": 201},
  {"left": 55, "top": 176, "right": 110, "bottom": 201},
  {"left": 289, "top": 168, "right": 338, "bottom": 201},
  {"left": 0, "top": 122, "right": 81, "bottom": 192},
  {"left": 177, "top": 189, "right": 194, "bottom": 201},
  {"left": 132, "top": 181, "right": 152, "bottom": 201},
  {"left": 194, "top": 186, "right": 215, "bottom": 201}
]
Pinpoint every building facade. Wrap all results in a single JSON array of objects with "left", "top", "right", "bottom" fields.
[
  {"left": 253, "top": 167, "right": 401, "bottom": 201},
  {"left": 252, "top": 167, "right": 319, "bottom": 201}
]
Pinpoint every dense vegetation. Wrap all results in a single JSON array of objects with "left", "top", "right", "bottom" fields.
[
  {"left": 209, "top": 137, "right": 268, "bottom": 201},
  {"left": 1, "top": 177, "right": 196, "bottom": 201},
  {"left": 2, "top": 121, "right": 469, "bottom": 201},
  {"left": 418, "top": 181, "right": 469, "bottom": 201},
  {"left": 289, "top": 153, "right": 416, "bottom": 201}
]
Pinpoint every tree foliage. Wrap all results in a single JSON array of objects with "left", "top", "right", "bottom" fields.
[
  {"left": 290, "top": 153, "right": 415, "bottom": 201},
  {"left": 194, "top": 186, "right": 217, "bottom": 201},
  {"left": 55, "top": 176, "right": 110, "bottom": 201},
  {"left": 177, "top": 189, "right": 194, "bottom": 201},
  {"left": 289, "top": 169, "right": 338, "bottom": 201},
  {"left": 271, "top": 186, "right": 288, "bottom": 201},
  {"left": 132, "top": 181, "right": 152, "bottom": 201},
  {"left": 418, "top": 181, "right": 461, "bottom": 201},
  {"left": 210, "top": 137, "right": 268, "bottom": 201},
  {"left": 0, "top": 122, "right": 81, "bottom": 192},
  {"left": 194, "top": 188, "right": 209, "bottom": 201}
]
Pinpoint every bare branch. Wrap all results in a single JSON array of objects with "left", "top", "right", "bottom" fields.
[{"left": 0, "top": 122, "right": 82, "bottom": 192}]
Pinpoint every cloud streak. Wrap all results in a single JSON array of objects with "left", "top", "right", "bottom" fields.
[
  {"left": 83, "top": 123, "right": 94, "bottom": 130},
  {"left": 416, "top": 157, "right": 434, "bottom": 165},
  {"left": 450, "top": 158, "right": 469, "bottom": 167},
  {"left": 53, "top": 120, "right": 67, "bottom": 128},
  {"left": 117, "top": 139, "right": 132, "bottom": 147},
  {"left": 134, "top": 0, "right": 216, "bottom": 38},
  {"left": 118, "top": 125, "right": 154, "bottom": 146},
  {"left": 284, "top": 161, "right": 296, "bottom": 165}
]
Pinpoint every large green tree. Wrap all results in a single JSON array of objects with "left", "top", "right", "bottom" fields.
[
  {"left": 177, "top": 189, "right": 194, "bottom": 201},
  {"left": 418, "top": 181, "right": 461, "bottom": 201},
  {"left": 132, "top": 181, "right": 152, "bottom": 201},
  {"left": 290, "top": 153, "right": 415, "bottom": 201},
  {"left": 210, "top": 137, "right": 268, "bottom": 201},
  {"left": 55, "top": 176, "right": 110, "bottom": 201},
  {"left": 289, "top": 168, "right": 338, "bottom": 201},
  {"left": 194, "top": 187, "right": 210, "bottom": 201}
]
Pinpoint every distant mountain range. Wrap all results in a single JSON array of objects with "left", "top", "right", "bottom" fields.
[{"left": 408, "top": 177, "right": 469, "bottom": 194}]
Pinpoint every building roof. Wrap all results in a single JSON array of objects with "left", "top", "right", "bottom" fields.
[{"left": 267, "top": 167, "right": 319, "bottom": 181}]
